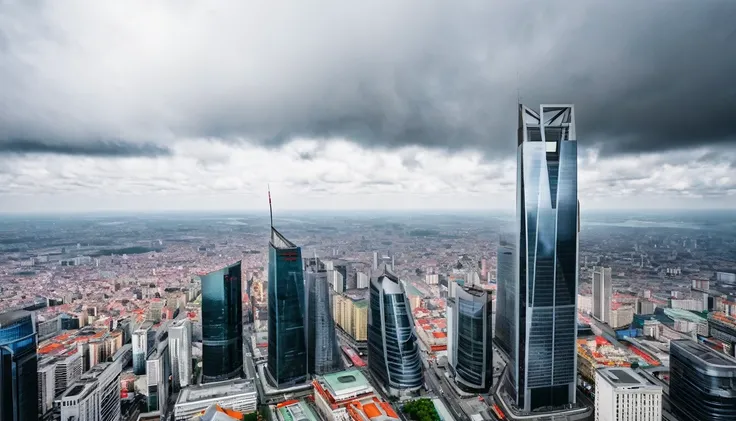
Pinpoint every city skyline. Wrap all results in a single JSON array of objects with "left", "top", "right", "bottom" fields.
[{"left": 1, "top": 2, "right": 735, "bottom": 213}]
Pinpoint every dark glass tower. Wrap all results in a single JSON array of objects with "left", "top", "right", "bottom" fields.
[
  {"left": 201, "top": 261, "right": 243, "bottom": 382},
  {"left": 304, "top": 261, "right": 342, "bottom": 375},
  {"left": 450, "top": 286, "right": 493, "bottom": 393},
  {"left": 513, "top": 104, "right": 579, "bottom": 412},
  {"left": 0, "top": 310, "right": 38, "bottom": 421},
  {"left": 670, "top": 340, "right": 736, "bottom": 421},
  {"left": 367, "top": 270, "right": 423, "bottom": 396},
  {"left": 267, "top": 228, "right": 308, "bottom": 387},
  {"left": 494, "top": 243, "right": 515, "bottom": 357}
]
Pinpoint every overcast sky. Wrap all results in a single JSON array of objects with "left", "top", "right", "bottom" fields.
[{"left": 1, "top": 1, "right": 735, "bottom": 213}]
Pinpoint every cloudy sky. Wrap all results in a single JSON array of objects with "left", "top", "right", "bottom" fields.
[{"left": 1, "top": 1, "right": 735, "bottom": 213}]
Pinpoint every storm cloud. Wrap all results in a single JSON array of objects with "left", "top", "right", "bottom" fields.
[{"left": 0, "top": 1, "right": 735, "bottom": 158}]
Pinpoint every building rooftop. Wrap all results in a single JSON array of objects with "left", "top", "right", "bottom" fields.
[
  {"left": 344, "top": 289, "right": 369, "bottom": 302},
  {"left": 0, "top": 310, "right": 32, "bottom": 327},
  {"left": 321, "top": 369, "right": 372, "bottom": 397},
  {"left": 61, "top": 379, "right": 97, "bottom": 399},
  {"left": 135, "top": 321, "right": 154, "bottom": 332},
  {"left": 663, "top": 308, "right": 706, "bottom": 323},
  {"left": 276, "top": 400, "right": 319, "bottom": 421},
  {"left": 597, "top": 367, "right": 660, "bottom": 389},
  {"left": 672, "top": 339, "right": 736, "bottom": 367},
  {"left": 177, "top": 379, "right": 256, "bottom": 404}
]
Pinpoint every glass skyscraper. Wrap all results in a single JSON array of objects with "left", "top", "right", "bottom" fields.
[
  {"left": 669, "top": 340, "right": 736, "bottom": 421},
  {"left": 367, "top": 270, "right": 423, "bottom": 396},
  {"left": 448, "top": 286, "right": 493, "bottom": 393},
  {"left": 304, "top": 262, "right": 342, "bottom": 375},
  {"left": 201, "top": 261, "right": 243, "bottom": 382},
  {"left": 512, "top": 104, "right": 579, "bottom": 411},
  {"left": 494, "top": 243, "right": 515, "bottom": 357},
  {"left": 267, "top": 227, "right": 308, "bottom": 387},
  {"left": 0, "top": 310, "right": 38, "bottom": 421}
]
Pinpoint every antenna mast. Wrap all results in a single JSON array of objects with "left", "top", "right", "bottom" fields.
[{"left": 268, "top": 184, "right": 273, "bottom": 229}]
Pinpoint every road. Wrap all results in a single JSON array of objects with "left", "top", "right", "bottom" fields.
[{"left": 424, "top": 360, "right": 471, "bottom": 421}]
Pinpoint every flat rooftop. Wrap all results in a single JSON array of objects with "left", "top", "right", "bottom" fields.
[
  {"left": 321, "top": 369, "right": 371, "bottom": 396},
  {"left": 61, "top": 379, "right": 97, "bottom": 399},
  {"left": 0, "top": 310, "right": 31, "bottom": 327},
  {"left": 597, "top": 367, "right": 652, "bottom": 387},
  {"left": 672, "top": 339, "right": 736, "bottom": 367},
  {"left": 277, "top": 400, "right": 318, "bottom": 421},
  {"left": 177, "top": 379, "right": 256, "bottom": 404}
]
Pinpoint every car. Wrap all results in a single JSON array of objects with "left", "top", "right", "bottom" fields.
[{"left": 246, "top": 352, "right": 252, "bottom": 357}]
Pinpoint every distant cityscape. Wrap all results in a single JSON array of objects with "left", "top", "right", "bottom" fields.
[{"left": 1, "top": 105, "right": 736, "bottom": 421}]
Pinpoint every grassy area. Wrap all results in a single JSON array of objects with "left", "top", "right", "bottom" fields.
[{"left": 403, "top": 398, "right": 441, "bottom": 421}]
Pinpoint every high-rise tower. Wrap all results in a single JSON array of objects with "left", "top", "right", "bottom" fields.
[
  {"left": 512, "top": 104, "right": 579, "bottom": 411},
  {"left": 267, "top": 227, "right": 308, "bottom": 387},
  {"left": 305, "top": 260, "right": 342, "bottom": 375},
  {"left": 0, "top": 310, "right": 38, "bottom": 421},
  {"left": 447, "top": 286, "right": 493, "bottom": 393},
  {"left": 592, "top": 266, "right": 612, "bottom": 324},
  {"left": 201, "top": 261, "right": 243, "bottom": 382},
  {"left": 169, "top": 319, "right": 193, "bottom": 391},
  {"left": 367, "top": 270, "right": 423, "bottom": 396},
  {"left": 494, "top": 242, "right": 515, "bottom": 357}
]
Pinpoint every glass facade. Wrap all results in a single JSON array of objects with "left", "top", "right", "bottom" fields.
[
  {"left": 454, "top": 287, "right": 493, "bottom": 392},
  {"left": 513, "top": 105, "right": 578, "bottom": 412},
  {"left": 305, "top": 267, "right": 342, "bottom": 375},
  {"left": 670, "top": 340, "right": 736, "bottom": 421},
  {"left": 267, "top": 228, "right": 308, "bottom": 387},
  {"left": 0, "top": 310, "right": 38, "bottom": 421},
  {"left": 494, "top": 244, "right": 515, "bottom": 358},
  {"left": 367, "top": 272, "right": 423, "bottom": 395},
  {"left": 201, "top": 261, "right": 243, "bottom": 382}
]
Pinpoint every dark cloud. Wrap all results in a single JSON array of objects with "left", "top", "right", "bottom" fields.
[
  {"left": 0, "top": 139, "right": 171, "bottom": 157},
  {"left": 0, "top": 1, "right": 735, "bottom": 158}
]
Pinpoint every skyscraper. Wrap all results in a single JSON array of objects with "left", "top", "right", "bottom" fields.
[
  {"left": 267, "top": 227, "right": 308, "bottom": 387},
  {"left": 305, "top": 261, "right": 342, "bottom": 375},
  {"left": 447, "top": 286, "right": 493, "bottom": 392},
  {"left": 201, "top": 261, "right": 243, "bottom": 382},
  {"left": 592, "top": 266, "right": 612, "bottom": 324},
  {"left": 367, "top": 270, "right": 423, "bottom": 396},
  {"left": 169, "top": 319, "right": 193, "bottom": 391},
  {"left": 494, "top": 243, "right": 515, "bottom": 357},
  {"left": 0, "top": 310, "right": 38, "bottom": 421},
  {"left": 132, "top": 321, "right": 155, "bottom": 375},
  {"left": 669, "top": 339, "right": 736, "bottom": 421},
  {"left": 511, "top": 104, "right": 579, "bottom": 411}
]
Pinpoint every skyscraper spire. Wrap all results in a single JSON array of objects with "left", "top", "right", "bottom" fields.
[{"left": 268, "top": 184, "right": 273, "bottom": 230}]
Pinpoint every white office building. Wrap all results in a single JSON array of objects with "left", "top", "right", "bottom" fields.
[
  {"left": 59, "top": 360, "right": 122, "bottom": 421},
  {"left": 173, "top": 379, "right": 258, "bottom": 421},
  {"left": 169, "top": 319, "right": 193, "bottom": 390},
  {"left": 592, "top": 266, "right": 612, "bottom": 324},
  {"left": 38, "top": 359, "right": 57, "bottom": 415},
  {"left": 595, "top": 367, "right": 662, "bottom": 421},
  {"left": 55, "top": 350, "right": 83, "bottom": 396}
]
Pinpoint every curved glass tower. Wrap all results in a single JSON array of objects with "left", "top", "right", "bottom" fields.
[
  {"left": 670, "top": 340, "right": 736, "bottom": 421},
  {"left": 305, "top": 263, "right": 342, "bottom": 375},
  {"left": 512, "top": 104, "right": 579, "bottom": 411},
  {"left": 201, "top": 261, "right": 243, "bottom": 382},
  {"left": 367, "top": 271, "right": 423, "bottom": 396},
  {"left": 0, "top": 310, "right": 38, "bottom": 421},
  {"left": 452, "top": 287, "right": 493, "bottom": 393},
  {"left": 267, "top": 228, "right": 308, "bottom": 387},
  {"left": 494, "top": 243, "right": 515, "bottom": 357}
]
